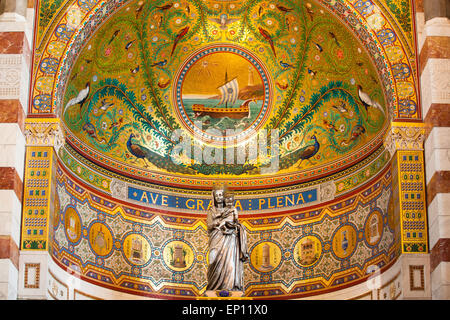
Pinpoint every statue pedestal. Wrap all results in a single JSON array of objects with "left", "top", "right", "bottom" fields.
[{"left": 202, "top": 290, "right": 245, "bottom": 299}]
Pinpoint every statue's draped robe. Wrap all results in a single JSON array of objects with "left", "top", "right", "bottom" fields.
[{"left": 206, "top": 206, "right": 248, "bottom": 291}]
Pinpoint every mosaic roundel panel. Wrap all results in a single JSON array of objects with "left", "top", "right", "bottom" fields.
[
  {"left": 64, "top": 207, "right": 82, "bottom": 244},
  {"left": 250, "top": 241, "right": 283, "bottom": 273},
  {"left": 293, "top": 235, "right": 323, "bottom": 267},
  {"left": 88, "top": 222, "right": 114, "bottom": 257},
  {"left": 123, "top": 233, "right": 152, "bottom": 266},
  {"left": 364, "top": 209, "right": 384, "bottom": 247},
  {"left": 331, "top": 224, "right": 358, "bottom": 259},
  {"left": 162, "top": 240, "right": 195, "bottom": 272}
]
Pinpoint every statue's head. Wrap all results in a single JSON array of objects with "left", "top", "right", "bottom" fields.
[
  {"left": 212, "top": 183, "right": 227, "bottom": 207},
  {"left": 224, "top": 192, "right": 235, "bottom": 208}
]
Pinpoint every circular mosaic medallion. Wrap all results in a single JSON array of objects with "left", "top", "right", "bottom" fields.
[
  {"left": 88, "top": 222, "right": 113, "bottom": 257},
  {"left": 122, "top": 233, "right": 152, "bottom": 266},
  {"left": 64, "top": 207, "right": 81, "bottom": 244},
  {"left": 162, "top": 241, "right": 194, "bottom": 272},
  {"left": 332, "top": 224, "right": 357, "bottom": 259},
  {"left": 365, "top": 210, "right": 383, "bottom": 246},
  {"left": 293, "top": 235, "right": 322, "bottom": 267},
  {"left": 250, "top": 241, "right": 282, "bottom": 273},
  {"left": 174, "top": 44, "right": 272, "bottom": 144}
]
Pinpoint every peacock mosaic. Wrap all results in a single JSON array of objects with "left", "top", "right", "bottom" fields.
[{"left": 51, "top": 160, "right": 399, "bottom": 298}]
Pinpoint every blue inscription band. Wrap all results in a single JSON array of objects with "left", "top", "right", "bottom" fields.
[{"left": 127, "top": 186, "right": 317, "bottom": 212}]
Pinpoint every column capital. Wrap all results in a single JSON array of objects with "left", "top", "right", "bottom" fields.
[
  {"left": 24, "top": 118, "right": 64, "bottom": 152},
  {"left": 384, "top": 122, "right": 426, "bottom": 156}
]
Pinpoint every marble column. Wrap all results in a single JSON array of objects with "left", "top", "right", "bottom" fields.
[
  {"left": 384, "top": 123, "right": 431, "bottom": 299},
  {"left": 419, "top": 0, "right": 450, "bottom": 300},
  {"left": 0, "top": 0, "right": 34, "bottom": 300},
  {"left": 423, "top": 0, "right": 450, "bottom": 22},
  {"left": 0, "top": 0, "right": 27, "bottom": 18},
  {"left": 17, "top": 119, "right": 63, "bottom": 300}
]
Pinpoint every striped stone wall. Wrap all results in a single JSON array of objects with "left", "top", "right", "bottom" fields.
[
  {"left": 0, "top": 0, "right": 33, "bottom": 300},
  {"left": 417, "top": 0, "right": 450, "bottom": 300}
]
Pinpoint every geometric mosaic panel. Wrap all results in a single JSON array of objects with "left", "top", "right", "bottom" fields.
[
  {"left": 21, "top": 146, "right": 54, "bottom": 250},
  {"left": 396, "top": 150, "right": 428, "bottom": 253},
  {"left": 51, "top": 161, "right": 398, "bottom": 299}
]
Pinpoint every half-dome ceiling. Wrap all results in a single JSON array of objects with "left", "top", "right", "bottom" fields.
[{"left": 61, "top": 0, "right": 388, "bottom": 184}]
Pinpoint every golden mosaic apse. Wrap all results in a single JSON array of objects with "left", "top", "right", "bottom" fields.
[{"left": 60, "top": 0, "right": 389, "bottom": 184}]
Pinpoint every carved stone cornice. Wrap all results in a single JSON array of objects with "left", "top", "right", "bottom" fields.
[
  {"left": 24, "top": 118, "right": 64, "bottom": 151},
  {"left": 383, "top": 122, "right": 426, "bottom": 156}
]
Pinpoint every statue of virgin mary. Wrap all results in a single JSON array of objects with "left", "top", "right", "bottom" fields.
[{"left": 206, "top": 184, "right": 248, "bottom": 292}]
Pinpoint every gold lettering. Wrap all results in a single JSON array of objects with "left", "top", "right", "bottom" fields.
[
  {"left": 268, "top": 197, "right": 275, "bottom": 209},
  {"left": 277, "top": 196, "right": 283, "bottom": 208},
  {"left": 140, "top": 192, "right": 149, "bottom": 203},
  {"left": 150, "top": 193, "right": 159, "bottom": 204},
  {"left": 206, "top": 200, "right": 212, "bottom": 211},
  {"left": 258, "top": 198, "right": 266, "bottom": 209},
  {"left": 235, "top": 200, "right": 243, "bottom": 211},
  {"left": 161, "top": 195, "right": 168, "bottom": 206},
  {"left": 197, "top": 200, "right": 205, "bottom": 210},
  {"left": 285, "top": 195, "right": 294, "bottom": 206},
  {"left": 296, "top": 193, "right": 305, "bottom": 204},
  {"left": 186, "top": 199, "right": 195, "bottom": 210}
]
